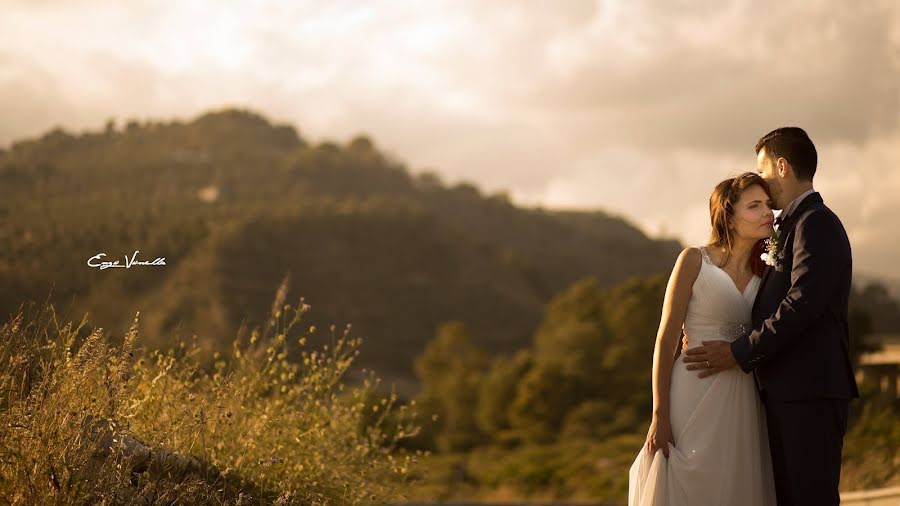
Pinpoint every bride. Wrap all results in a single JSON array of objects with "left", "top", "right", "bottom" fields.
[{"left": 628, "top": 172, "right": 777, "bottom": 505}]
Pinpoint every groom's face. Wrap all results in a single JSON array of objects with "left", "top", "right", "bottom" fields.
[{"left": 756, "top": 148, "right": 785, "bottom": 210}]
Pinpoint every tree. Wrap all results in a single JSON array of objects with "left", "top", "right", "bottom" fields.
[
  {"left": 600, "top": 275, "right": 666, "bottom": 409},
  {"left": 848, "top": 304, "right": 875, "bottom": 371},
  {"left": 508, "top": 362, "right": 581, "bottom": 444},
  {"left": 560, "top": 399, "right": 616, "bottom": 440},
  {"left": 856, "top": 282, "right": 900, "bottom": 333},
  {"left": 476, "top": 349, "right": 533, "bottom": 436},
  {"left": 413, "top": 321, "right": 489, "bottom": 452},
  {"left": 532, "top": 277, "right": 609, "bottom": 384}
]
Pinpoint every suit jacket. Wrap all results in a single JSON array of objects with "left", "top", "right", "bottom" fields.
[{"left": 730, "top": 191, "right": 860, "bottom": 401}]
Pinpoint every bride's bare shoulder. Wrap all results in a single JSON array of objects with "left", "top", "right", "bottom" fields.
[
  {"left": 678, "top": 247, "right": 703, "bottom": 266},
  {"left": 670, "top": 247, "right": 702, "bottom": 281}
]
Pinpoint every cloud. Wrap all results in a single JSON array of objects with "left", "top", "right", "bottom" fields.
[
  {"left": 479, "top": 0, "right": 900, "bottom": 153},
  {"left": 815, "top": 133, "right": 900, "bottom": 279}
]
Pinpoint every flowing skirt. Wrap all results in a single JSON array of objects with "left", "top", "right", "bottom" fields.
[{"left": 628, "top": 359, "right": 776, "bottom": 506}]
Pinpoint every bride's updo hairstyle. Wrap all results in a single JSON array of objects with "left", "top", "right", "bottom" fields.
[{"left": 707, "top": 172, "right": 771, "bottom": 277}]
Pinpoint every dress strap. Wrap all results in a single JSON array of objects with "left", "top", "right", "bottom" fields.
[{"left": 699, "top": 245, "right": 713, "bottom": 265}]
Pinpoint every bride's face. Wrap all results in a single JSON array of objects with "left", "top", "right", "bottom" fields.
[{"left": 730, "top": 184, "right": 775, "bottom": 240}]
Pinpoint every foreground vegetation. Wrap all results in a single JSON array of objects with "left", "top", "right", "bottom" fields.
[{"left": 0, "top": 289, "right": 424, "bottom": 505}]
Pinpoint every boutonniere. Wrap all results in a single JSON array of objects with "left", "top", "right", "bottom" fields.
[{"left": 761, "top": 229, "right": 782, "bottom": 267}]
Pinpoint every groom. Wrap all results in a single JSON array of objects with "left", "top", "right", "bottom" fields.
[{"left": 682, "top": 127, "right": 859, "bottom": 506}]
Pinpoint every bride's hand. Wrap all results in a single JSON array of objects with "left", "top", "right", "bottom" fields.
[{"left": 645, "top": 415, "right": 674, "bottom": 458}]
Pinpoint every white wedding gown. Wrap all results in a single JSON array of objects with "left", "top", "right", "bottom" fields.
[{"left": 628, "top": 246, "right": 776, "bottom": 506}]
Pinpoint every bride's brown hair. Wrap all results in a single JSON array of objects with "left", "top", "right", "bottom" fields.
[{"left": 707, "top": 172, "right": 771, "bottom": 277}]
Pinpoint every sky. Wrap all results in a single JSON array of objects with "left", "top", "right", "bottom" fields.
[{"left": 2, "top": 0, "right": 899, "bottom": 280}]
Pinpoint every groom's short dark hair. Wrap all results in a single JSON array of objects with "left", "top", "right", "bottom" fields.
[{"left": 755, "top": 127, "right": 817, "bottom": 181}]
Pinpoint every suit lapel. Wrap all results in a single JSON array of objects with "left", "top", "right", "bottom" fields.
[
  {"left": 778, "top": 192, "right": 822, "bottom": 235},
  {"left": 751, "top": 192, "right": 823, "bottom": 320}
]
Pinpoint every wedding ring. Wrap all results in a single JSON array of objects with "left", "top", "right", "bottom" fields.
[{"left": 705, "top": 360, "right": 711, "bottom": 368}]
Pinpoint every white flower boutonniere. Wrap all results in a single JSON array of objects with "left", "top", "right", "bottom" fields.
[{"left": 761, "top": 229, "right": 782, "bottom": 267}]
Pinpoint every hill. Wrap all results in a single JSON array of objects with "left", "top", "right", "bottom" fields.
[{"left": 0, "top": 108, "right": 682, "bottom": 395}]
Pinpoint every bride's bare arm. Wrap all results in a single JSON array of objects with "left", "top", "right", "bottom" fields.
[{"left": 646, "top": 247, "right": 701, "bottom": 456}]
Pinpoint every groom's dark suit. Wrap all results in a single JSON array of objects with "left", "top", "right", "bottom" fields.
[{"left": 731, "top": 191, "right": 859, "bottom": 506}]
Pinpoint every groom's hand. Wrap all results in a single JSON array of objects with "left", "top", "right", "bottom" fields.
[{"left": 682, "top": 340, "right": 737, "bottom": 378}]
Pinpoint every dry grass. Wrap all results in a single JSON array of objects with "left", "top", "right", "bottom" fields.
[{"left": 0, "top": 287, "right": 426, "bottom": 505}]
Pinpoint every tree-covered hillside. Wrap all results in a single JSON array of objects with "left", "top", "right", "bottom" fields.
[{"left": 1, "top": 108, "right": 681, "bottom": 393}]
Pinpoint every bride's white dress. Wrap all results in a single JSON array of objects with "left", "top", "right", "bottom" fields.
[{"left": 628, "top": 246, "right": 776, "bottom": 506}]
